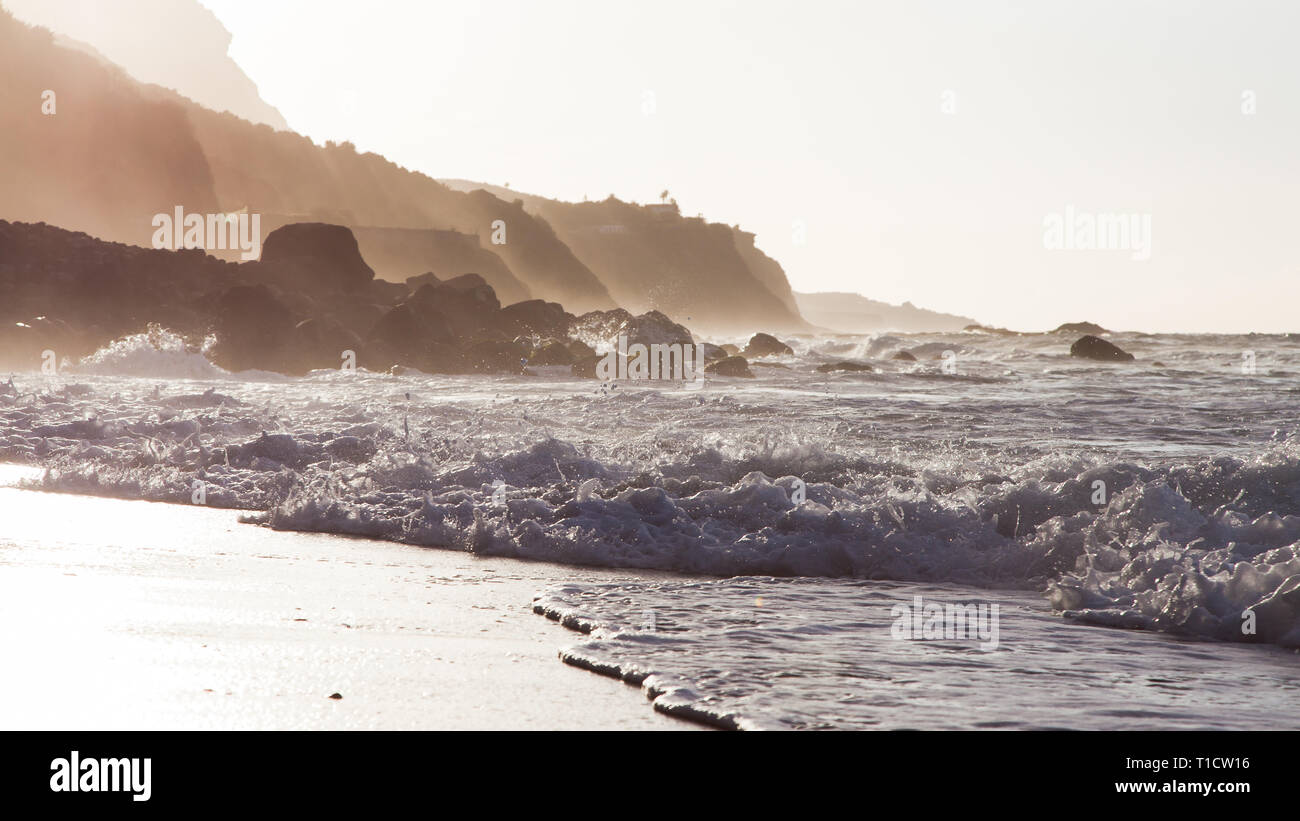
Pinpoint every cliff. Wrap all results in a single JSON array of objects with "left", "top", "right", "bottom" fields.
[
  {"left": 0, "top": 6, "right": 616, "bottom": 313},
  {"left": 4, "top": 0, "right": 290, "bottom": 129},
  {"left": 441, "top": 181, "right": 810, "bottom": 335}
]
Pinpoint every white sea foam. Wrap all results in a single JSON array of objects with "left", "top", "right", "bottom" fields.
[
  {"left": 533, "top": 577, "right": 1300, "bottom": 729},
  {"left": 70, "top": 328, "right": 228, "bottom": 380},
  {"left": 5, "top": 328, "right": 1300, "bottom": 652}
]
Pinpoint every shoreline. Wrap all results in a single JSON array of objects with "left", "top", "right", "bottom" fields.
[
  {"left": 0, "top": 468, "right": 702, "bottom": 730},
  {"left": 6, "top": 463, "right": 1300, "bottom": 731}
]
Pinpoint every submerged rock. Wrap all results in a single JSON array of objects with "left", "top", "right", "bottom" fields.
[
  {"left": 741, "top": 332, "right": 793, "bottom": 358},
  {"left": 816, "top": 361, "right": 873, "bottom": 373},
  {"left": 1070, "top": 335, "right": 1134, "bottom": 362},
  {"left": 705, "top": 356, "right": 755, "bottom": 378}
]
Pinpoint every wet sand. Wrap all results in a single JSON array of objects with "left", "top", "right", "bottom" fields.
[{"left": 0, "top": 467, "right": 698, "bottom": 730}]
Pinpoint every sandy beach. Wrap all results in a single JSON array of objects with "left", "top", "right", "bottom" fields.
[{"left": 0, "top": 467, "right": 697, "bottom": 730}]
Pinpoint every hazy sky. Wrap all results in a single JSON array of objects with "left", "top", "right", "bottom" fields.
[{"left": 18, "top": 0, "right": 1300, "bottom": 332}]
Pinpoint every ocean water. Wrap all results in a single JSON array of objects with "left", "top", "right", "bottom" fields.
[
  {"left": 4, "top": 327, "right": 1300, "bottom": 728},
  {"left": 533, "top": 578, "right": 1300, "bottom": 730}
]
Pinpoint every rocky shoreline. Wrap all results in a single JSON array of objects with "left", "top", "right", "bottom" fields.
[{"left": 1, "top": 219, "right": 784, "bottom": 379}]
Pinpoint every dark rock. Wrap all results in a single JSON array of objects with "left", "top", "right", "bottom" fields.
[
  {"left": 258, "top": 223, "right": 375, "bottom": 294},
  {"left": 700, "top": 343, "right": 728, "bottom": 361},
  {"left": 705, "top": 355, "right": 754, "bottom": 378},
  {"left": 274, "top": 288, "right": 319, "bottom": 319},
  {"left": 440, "top": 273, "right": 496, "bottom": 297},
  {"left": 741, "top": 332, "right": 793, "bottom": 358},
  {"left": 0, "top": 316, "right": 80, "bottom": 371},
  {"left": 892, "top": 350, "right": 917, "bottom": 362},
  {"left": 565, "top": 339, "right": 596, "bottom": 360},
  {"left": 720, "top": 343, "right": 740, "bottom": 356},
  {"left": 366, "top": 302, "right": 459, "bottom": 373},
  {"left": 368, "top": 301, "right": 451, "bottom": 346},
  {"left": 325, "top": 435, "right": 375, "bottom": 463},
  {"left": 368, "top": 278, "right": 409, "bottom": 306},
  {"left": 464, "top": 339, "right": 528, "bottom": 374},
  {"left": 571, "top": 309, "right": 694, "bottom": 349},
  {"left": 165, "top": 387, "right": 240, "bottom": 409},
  {"left": 572, "top": 309, "right": 631, "bottom": 345},
  {"left": 284, "top": 317, "right": 362, "bottom": 374},
  {"left": 816, "top": 360, "right": 873, "bottom": 373},
  {"left": 571, "top": 354, "right": 603, "bottom": 379},
  {"left": 226, "top": 431, "right": 319, "bottom": 469},
  {"left": 626, "top": 310, "right": 694, "bottom": 346},
  {"left": 0, "top": 221, "right": 244, "bottom": 356},
  {"left": 1070, "top": 335, "right": 1134, "bottom": 362},
  {"left": 209, "top": 285, "right": 296, "bottom": 372},
  {"left": 321, "top": 299, "right": 387, "bottom": 341},
  {"left": 408, "top": 276, "right": 501, "bottom": 340},
  {"left": 527, "top": 340, "right": 576, "bottom": 366},
  {"left": 405, "top": 271, "right": 441, "bottom": 292},
  {"left": 498, "top": 299, "right": 573, "bottom": 338}
]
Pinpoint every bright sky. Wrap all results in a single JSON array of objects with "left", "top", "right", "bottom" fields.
[{"left": 28, "top": 0, "right": 1300, "bottom": 332}]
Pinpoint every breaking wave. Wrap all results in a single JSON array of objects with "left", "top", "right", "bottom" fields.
[
  {"left": 71, "top": 327, "right": 227, "bottom": 379},
  {"left": 7, "top": 328, "right": 1300, "bottom": 648}
]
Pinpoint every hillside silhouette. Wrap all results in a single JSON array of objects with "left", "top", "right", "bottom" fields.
[
  {"left": 0, "top": 6, "right": 616, "bottom": 314},
  {"left": 0, "top": 1, "right": 829, "bottom": 334},
  {"left": 441, "top": 181, "right": 809, "bottom": 334},
  {"left": 4, "top": 0, "right": 290, "bottom": 129}
]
